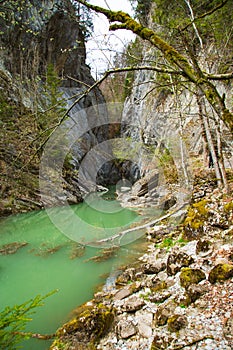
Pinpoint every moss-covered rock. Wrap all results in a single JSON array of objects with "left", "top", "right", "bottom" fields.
[
  {"left": 155, "top": 300, "right": 177, "bottom": 326},
  {"left": 50, "top": 302, "right": 114, "bottom": 349},
  {"left": 179, "top": 268, "right": 206, "bottom": 289},
  {"left": 166, "top": 249, "right": 194, "bottom": 276},
  {"left": 208, "top": 263, "right": 233, "bottom": 284},
  {"left": 151, "top": 333, "right": 173, "bottom": 350},
  {"left": 183, "top": 200, "right": 209, "bottom": 239},
  {"left": 167, "top": 314, "right": 187, "bottom": 332}
]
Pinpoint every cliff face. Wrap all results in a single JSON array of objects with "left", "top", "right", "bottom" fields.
[
  {"left": 119, "top": 3, "right": 233, "bottom": 207},
  {"left": 0, "top": 0, "right": 108, "bottom": 215},
  {"left": 1, "top": 0, "right": 89, "bottom": 83},
  {"left": 122, "top": 55, "right": 232, "bottom": 163}
]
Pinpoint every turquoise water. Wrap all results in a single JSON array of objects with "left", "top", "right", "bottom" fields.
[{"left": 0, "top": 195, "right": 146, "bottom": 349}]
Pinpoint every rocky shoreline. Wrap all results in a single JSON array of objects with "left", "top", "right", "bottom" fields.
[{"left": 49, "top": 171, "right": 233, "bottom": 350}]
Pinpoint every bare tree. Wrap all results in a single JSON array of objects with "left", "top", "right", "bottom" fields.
[{"left": 76, "top": 0, "right": 233, "bottom": 134}]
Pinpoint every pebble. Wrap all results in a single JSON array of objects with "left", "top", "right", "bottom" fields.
[{"left": 96, "top": 186, "right": 233, "bottom": 350}]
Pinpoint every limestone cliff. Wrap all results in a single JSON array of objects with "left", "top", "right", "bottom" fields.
[
  {"left": 0, "top": 0, "right": 108, "bottom": 215},
  {"left": 119, "top": 1, "right": 233, "bottom": 207}
]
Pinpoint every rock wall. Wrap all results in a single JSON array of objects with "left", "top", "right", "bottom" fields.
[
  {"left": 120, "top": 16, "right": 232, "bottom": 208},
  {"left": 122, "top": 49, "right": 232, "bottom": 173},
  {"left": 0, "top": 0, "right": 110, "bottom": 214}
]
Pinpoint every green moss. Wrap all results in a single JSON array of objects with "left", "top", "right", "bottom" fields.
[
  {"left": 141, "top": 27, "right": 154, "bottom": 39},
  {"left": 224, "top": 201, "right": 233, "bottom": 212},
  {"left": 50, "top": 339, "right": 69, "bottom": 350},
  {"left": 167, "top": 314, "right": 187, "bottom": 332},
  {"left": 151, "top": 281, "right": 168, "bottom": 293},
  {"left": 54, "top": 302, "right": 114, "bottom": 348},
  {"left": 183, "top": 200, "right": 209, "bottom": 238},
  {"left": 208, "top": 263, "right": 233, "bottom": 284},
  {"left": 179, "top": 268, "right": 206, "bottom": 289}
]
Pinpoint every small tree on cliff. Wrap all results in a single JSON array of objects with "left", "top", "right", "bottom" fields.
[{"left": 75, "top": 0, "right": 233, "bottom": 189}]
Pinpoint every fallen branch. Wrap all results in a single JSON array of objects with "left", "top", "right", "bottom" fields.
[
  {"left": 13, "top": 331, "right": 55, "bottom": 340},
  {"left": 89, "top": 202, "right": 189, "bottom": 245}
]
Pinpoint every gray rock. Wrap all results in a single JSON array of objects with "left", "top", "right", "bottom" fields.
[
  {"left": 122, "top": 295, "right": 145, "bottom": 312},
  {"left": 135, "top": 311, "right": 153, "bottom": 338},
  {"left": 167, "top": 248, "right": 194, "bottom": 276},
  {"left": 113, "top": 287, "right": 132, "bottom": 301},
  {"left": 143, "top": 260, "right": 166, "bottom": 275},
  {"left": 117, "top": 320, "right": 137, "bottom": 339}
]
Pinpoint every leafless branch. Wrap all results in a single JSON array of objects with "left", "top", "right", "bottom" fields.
[
  {"left": 33, "top": 65, "right": 184, "bottom": 153},
  {"left": 205, "top": 71, "right": 233, "bottom": 80},
  {"left": 181, "top": 0, "right": 229, "bottom": 31}
]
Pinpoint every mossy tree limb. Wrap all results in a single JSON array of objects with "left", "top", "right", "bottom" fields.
[{"left": 76, "top": 0, "right": 233, "bottom": 133}]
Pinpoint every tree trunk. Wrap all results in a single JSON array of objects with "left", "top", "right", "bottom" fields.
[
  {"left": 77, "top": 0, "right": 233, "bottom": 133},
  {"left": 215, "top": 119, "right": 229, "bottom": 191},
  {"left": 196, "top": 90, "right": 223, "bottom": 187}
]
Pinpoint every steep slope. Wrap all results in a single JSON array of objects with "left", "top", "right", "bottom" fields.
[
  {"left": 119, "top": 0, "right": 233, "bottom": 207},
  {"left": 0, "top": 0, "right": 108, "bottom": 215}
]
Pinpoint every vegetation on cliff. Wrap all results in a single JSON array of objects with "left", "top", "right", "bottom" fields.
[
  {"left": 0, "top": 0, "right": 98, "bottom": 215},
  {"left": 78, "top": 0, "right": 233, "bottom": 190}
]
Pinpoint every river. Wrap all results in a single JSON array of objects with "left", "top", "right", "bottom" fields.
[{"left": 0, "top": 192, "right": 147, "bottom": 349}]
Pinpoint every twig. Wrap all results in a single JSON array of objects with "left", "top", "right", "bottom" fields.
[
  {"left": 181, "top": 0, "right": 229, "bottom": 31},
  {"left": 205, "top": 72, "right": 233, "bottom": 80},
  {"left": 31, "top": 65, "right": 184, "bottom": 158}
]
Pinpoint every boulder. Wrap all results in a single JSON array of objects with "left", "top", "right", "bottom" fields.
[
  {"left": 167, "top": 248, "right": 194, "bottom": 276},
  {"left": 117, "top": 320, "right": 137, "bottom": 339},
  {"left": 135, "top": 311, "right": 153, "bottom": 338},
  {"left": 167, "top": 314, "right": 188, "bottom": 332},
  {"left": 208, "top": 263, "right": 233, "bottom": 284},
  {"left": 122, "top": 295, "right": 145, "bottom": 312},
  {"left": 179, "top": 268, "right": 206, "bottom": 289}
]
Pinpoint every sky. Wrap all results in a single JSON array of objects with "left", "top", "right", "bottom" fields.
[{"left": 85, "top": 0, "right": 135, "bottom": 78}]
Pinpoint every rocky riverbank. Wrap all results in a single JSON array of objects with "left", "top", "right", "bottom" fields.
[{"left": 49, "top": 171, "right": 233, "bottom": 350}]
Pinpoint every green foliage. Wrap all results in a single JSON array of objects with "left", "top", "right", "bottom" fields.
[
  {"left": 157, "top": 147, "right": 178, "bottom": 184},
  {"left": 0, "top": 290, "right": 56, "bottom": 349},
  {"left": 156, "top": 235, "right": 187, "bottom": 251},
  {"left": 156, "top": 237, "right": 174, "bottom": 249},
  {"left": 38, "top": 64, "right": 66, "bottom": 131},
  {"left": 0, "top": 93, "right": 17, "bottom": 122}
]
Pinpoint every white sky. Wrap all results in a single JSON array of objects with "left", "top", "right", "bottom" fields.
[{"left": 85, "top": 0, "right": 135, "bottom": 78}]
